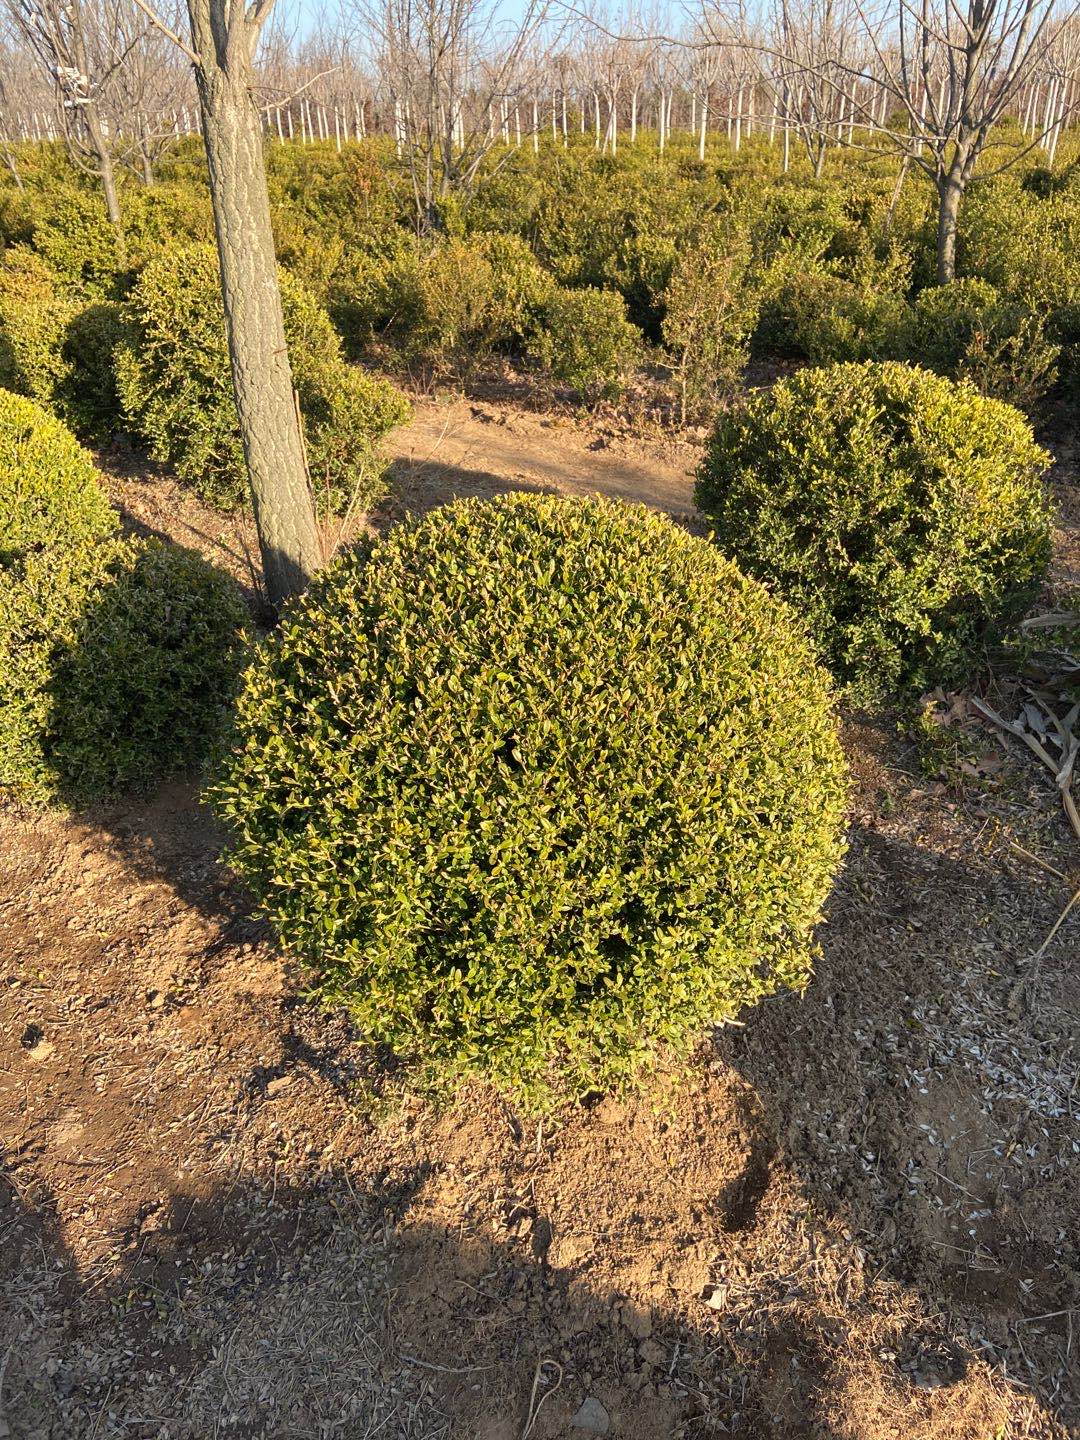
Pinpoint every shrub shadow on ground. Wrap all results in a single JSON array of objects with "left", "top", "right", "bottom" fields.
[
  {"left": 381, "top": 415, "right": 702, "bottom": 531},
  {"left": 2, "top": 766, "right": 1078, "bottom": 1437}
]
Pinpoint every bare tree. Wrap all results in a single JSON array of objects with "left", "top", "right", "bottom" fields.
[
  {"left": 0, "top": 28, "right": 40, "bottom": 184},
  {"left": 749, "top": 0, "right": 866, "bottom": 176},
  {"left": 111, "top": 0, "right": 322, "bottom": 606},
  {"left": 108, "top": 0, "right": 192, "bottom": 180},
  {"left": 350, "top": 0, "right": 557, "bottom": 230},
  {"left": 2, "top": 0, "right": 132, "bottom": 232},
  {"left": 848, "top": 0, "right": 1070, "bottom": 280},
  {"left": 1026, "top": 11, "right": 1080, "bottom": 161}
]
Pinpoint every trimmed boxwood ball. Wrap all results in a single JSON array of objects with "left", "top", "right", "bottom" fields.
[
  {"left": 695, "top": 361, "right": 1053, "bottom": 704},
  {"left": 209, "top": 494, "right": 848, "bottom": 1106},
  {"left": 115, "top": 243, "right": 409, "bottom": 512},
  {"left": 0, "top": 389, "right": 117, "bottom": 571},
  {"left": 0, "top": 535, "right": 247, "bottom": 807}
]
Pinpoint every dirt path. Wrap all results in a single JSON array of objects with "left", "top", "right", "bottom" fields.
[
  {"left": 384, "top": 397, "right": 700, "bottom": 521},
  {"left": 99, "top": 396, "right": 702, "bottom": 609}
]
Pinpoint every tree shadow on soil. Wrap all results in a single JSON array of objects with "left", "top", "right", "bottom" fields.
[
  {"left": 380, "top": 455, "right": 701, "bottom": 532},
  {"left": 379, "top": 455, "right": 563, "bottom": 528},
  {"left": 0, "top": 1142, "right": 1030, "bottom": 1440},
  {"left": 2, "top": 818, "right": 1076, "bottom": 1438}
]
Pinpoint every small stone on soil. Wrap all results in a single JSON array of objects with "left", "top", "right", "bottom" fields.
[{"left": 570, "top": 1397, "right": 610, "bottom": 1434}]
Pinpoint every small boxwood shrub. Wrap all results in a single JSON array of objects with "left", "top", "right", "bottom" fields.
[
  {"left": 209, "top": 494, "right": 848, "bottom": 1105},
  {"left": 0, "top": 249, "right": 76, "bottom": 406},
  {"left": 116, "top": 244, "right": 408, "bottom": 511},
  {"left": 326, "top": 232, "right": 417, "bottom": 351},
  {"left": 528, "top": 286, "right": 640, "bottom": 399},
  {"left": 695, "top": 361, "right": 1052, "bottom": 703},
  {"left": 661, "top": 233, "right": 758, "bottom": 420},
  {"left": 902, "top": 280, "right": 1059, "bottom": 408},
  {"left": 57, "top": 300, "right": 127, "bottom": 440},
  {"left": 0, "top": 390, "right": 117, "bottom": 570},
  {"left": 403, "top": 237, "right": 498, "bottom": 367},
  {"left": 357, "top": 233, "right": 553, "bottom": 369},
  {"left": 0, "top": 533, "right": 247, "bottom": 806},
  {"left": 475, "top": 232, "right": 554, "bottom": 348},
  {"left": 758, "top": 260, "right": 909, "bottom": 364},
  {"left": 31, "top": 186, "right": 120, "bottom": 297},
  {"left": 121, "top": 182, "right": 214, "bottom": 270},
  {"left": 0, "top": 252, "right": 126, "bottom": 439},
  {"left": 0, "top": 188, "right": 34, "bottom": 248}
]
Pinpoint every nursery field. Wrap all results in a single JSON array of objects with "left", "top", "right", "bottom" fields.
[
  {"left": 3, "top": 132, "right": 1080, "bottom": 1439},
  {"left": 1, "top": 398, "right": 1079, "bottom": 1439}
]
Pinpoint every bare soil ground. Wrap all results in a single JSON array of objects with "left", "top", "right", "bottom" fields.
[{"left": 1, "top": 397, "right": 1078, "bottom": 1440}]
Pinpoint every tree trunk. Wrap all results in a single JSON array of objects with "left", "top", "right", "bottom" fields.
[
  {"left": 935, "top": 165, "right": 964, "bottom": 283},
  {"left": 0, "top": 144, "right": 23, "bottom": 189},
  {"left": 84, "top": 105, "right": 123, "bottom": 238},
  {"left": 187, "top": 0, "right": 322, "bottom": 609}
]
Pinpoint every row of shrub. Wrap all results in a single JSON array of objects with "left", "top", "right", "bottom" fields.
[
  {"left": 329, "top": 219, "right": 1064, "bottom": 413},
  {"left": 4, "top": 140, "right": 1080, "bottom": 442},
  {"left": 262, "top": 139, "right": 1080, "bottom": 410},
  {"left": 0, "top": 239, "right": 410, "bottom": 513}
]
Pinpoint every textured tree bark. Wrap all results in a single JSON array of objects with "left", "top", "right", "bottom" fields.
[
  {"left": 935, "top": 162, "right": 966, "bottom": 283},
  {"left": 186, "top": 0, "right": 322, "bottom": 610}
]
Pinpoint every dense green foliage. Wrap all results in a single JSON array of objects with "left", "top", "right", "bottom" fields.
[
  {"left": 899, "top": 279, "right": 1060, "bottom": 408},
  {"left": 695, "top": 362, "right": 1053, "bottom": 702},
  {"left": 115, "top": 244, "right": 409, "bottom": 510},
  {"left": 0, "top": 532, "right": 247, "bottom": 806},
  {"left": 0, "top": 247, "right": 127, "bottom": 439},
  {"left": 4, "top": 131, "right": 1080, "bottom": 465},
  {"left": 209, "top": 494, "right": 848, "bottom": 1105},
  {"left": 662, "top": 229, "right": 759, "bottom": 420},
  {"left": 30, "top": 187, "right": 121, "bottom": 297},
  {"left": 0, "top": 396, "right": 248, "bottom": 807},
  {"left": 58, "top": 301, "right": 127, "bottom": 440},
  {"left": 0, "top": 248, "right": 76, "bottom": 407},
  {"left": 528, "top": 285, "right": 640, "bottom": 398},
  {"left": 336, "top": 230, "right": 555, "bottom": 370},
  {"left": 0, "top": 389, "right": 117, "bottom": 570}
]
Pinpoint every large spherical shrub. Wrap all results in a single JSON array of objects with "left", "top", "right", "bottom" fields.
[
  {"left": 0, "top": 534, "right": 247, "bottom": 806},
  {"left": 209, "top": 495, "right": 847, "bottom": 1104},
  {"left": 115, "top": 244, "right": 409, "bottom": 511},
  {"left": 695, "top": 361, "right": 1052, "bottom": 703},
  {"left": 0, "top": 390, "right": 117, "bottom": 571}
]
